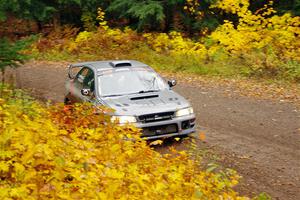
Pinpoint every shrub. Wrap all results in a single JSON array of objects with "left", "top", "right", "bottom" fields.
[
  {"left": 29, "top": 2, "right": 300, "bottom": 82},
  {"left": 0, "top": 37, "right": 33, "bottom": 84},
  {"left": 209, "top": 0, "right": 300, "bottom": 78},
  {"left": 0, "top": 86, "right": 247, "bottom": 199}
]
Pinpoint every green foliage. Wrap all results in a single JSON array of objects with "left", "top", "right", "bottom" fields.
[
  {"left": 106, "top": 0, "right": 218, "bottom": 32},
  {"left": 273, "top": 0, "right": 300, "bottom": 15},
  {"left": 0, "top": 0, "right": 56, "bottom": 22},
  {"left": 254, "top": 192, "right": 272, "bottom": 200},
  {"left": 108, "top": 0, "right": 165, "bottom": 31},
  {"left": 0, "top": 38, "right": 33, "bottom": 72},
  {"left": 294, "top": 0, "right": 300, "bottom": 15},
  {"left": 0, "top": 0, "right": 299, "bottom": 33},
  {"left": 81, "top": 11, "right": 97, "bottom": 31},
  {"left": 0, "top": 0, "right": 104, "bottom": 29}
]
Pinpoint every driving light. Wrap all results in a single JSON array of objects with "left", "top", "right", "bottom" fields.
[
  {"left": 175, "top": 107, "right": 194, "bottom": 117},
  {"left": 111, "top": 116, "right": 137, "bottom": 124}
]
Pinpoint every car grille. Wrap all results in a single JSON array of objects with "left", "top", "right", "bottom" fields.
[
  {"left": 138, "top": 112, "right": 174, "bottom": 123},
  {"left": 142, "top": 124, "right": 178, "bottom": 137}
]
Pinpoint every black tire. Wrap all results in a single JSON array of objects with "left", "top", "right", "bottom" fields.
[{"left": 64, "top": 97, "right": 72, "bottom": 105}]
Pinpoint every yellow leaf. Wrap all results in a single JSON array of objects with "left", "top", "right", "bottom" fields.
[
  {"left": 149, "top": 140, "right": 163, "bottom": 146},
  {"left": 0, "top": 161, "right": 9, "bottom": 172},
  {"left": 24, "top": 171, "right": 37, "bottom": 182},
  {"left": 111, "top": 144, "right": 120, "bottom": 152},
  {"left": 106, "top": 168, "right": 125, "bottom": 179},
  {"left": 21, "top": 147, "right": 36, "bottom": 164}
]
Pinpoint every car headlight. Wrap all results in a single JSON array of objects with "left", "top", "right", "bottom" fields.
[
  {"left": 111, "top": 116, "right": 137, "bottom": 124},
  {"left": 175, "top": 107, "right": 194, "bottom": 117}
]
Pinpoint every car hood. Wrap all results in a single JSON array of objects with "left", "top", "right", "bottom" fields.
[{"left": 102, "top": 90, "right": 190, "bottom": 116}]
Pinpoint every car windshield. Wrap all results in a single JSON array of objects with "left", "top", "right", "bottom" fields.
[{"left": 98, "top": 68, "right": 168, "bottom": 97}]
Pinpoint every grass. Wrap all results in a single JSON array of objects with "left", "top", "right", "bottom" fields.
[{"left": 31, "top": 43, "right": 300, "bottom": 85}]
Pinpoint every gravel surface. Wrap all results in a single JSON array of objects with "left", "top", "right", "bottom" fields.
[{"left": 8, "top": 61, "right": 300, "bottom": 199}]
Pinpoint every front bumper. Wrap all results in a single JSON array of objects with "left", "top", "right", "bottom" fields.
[{"left": 135, "top": 114, "right": 196, "bottom": 140}]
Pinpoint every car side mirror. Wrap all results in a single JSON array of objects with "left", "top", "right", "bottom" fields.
[
  {"left": 168, "top": 79, "right": 177, "bottom": 88},
  {"left": 81, "top": 88, "right": 91, "bottom": 96}
]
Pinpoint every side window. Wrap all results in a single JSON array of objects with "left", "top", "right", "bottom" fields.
[
  {"left": 75, "top": 67, "right": 95, "bottom": 92},
  {"left": 83, "top": 69, "right": 95, "bottom": 92},
  {"left": 75, "top": 67, "right": 89, "bottom": 84}
]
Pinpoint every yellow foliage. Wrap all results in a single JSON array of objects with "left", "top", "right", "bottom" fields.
[
  {"left": 75, "top": 31, "right": 93, "bottom": 43},
  {"left": 211, "top": 0, "right": 250, "bottom": 15},
  {"left": 184, "top": 0, "right": 202, "bottom": 19},
  {"left": 143, "top": 31, "right": 207, "bottom": 60},
  {"left": 29, "top": 4, "right": 300, "bottom": 80},
  {"left": 143, "top": 0, "right": 300, "bottom": 63},
  {"left": 210, "top": 0, "right": 300, "bottom": 61},
  {"left": 0, "top": 86, "right": 248, "bottom": 199},
  {"left": 32, "top": 3, "right": 300, "bottom": 63},
  {"left": 97, "top": 7, "right": 109, "bottom": 31}
]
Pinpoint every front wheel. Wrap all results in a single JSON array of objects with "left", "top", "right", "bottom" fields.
[{"left": 64, "top": 97, "right": 72, "bottom": 105}]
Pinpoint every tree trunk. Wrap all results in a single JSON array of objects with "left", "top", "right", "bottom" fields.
[
  {"left": 1, "top": 68, "right": 5, "bottom": 85},
  {"left": 37, "top": 20, "right": 43, "bottom": 32},
  {"left": 163, "top": 3, "right": 175, "bottom": 32},
  {"left": 53, "top": 12, "right": 61, "bottom": 31},
  {"left": 0, "top": 68, "right": 4, "bottom": 96}
]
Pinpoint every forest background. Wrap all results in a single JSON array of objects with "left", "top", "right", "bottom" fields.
[{"left": 0, "top": 0, "right": 300, "bottom": 82}]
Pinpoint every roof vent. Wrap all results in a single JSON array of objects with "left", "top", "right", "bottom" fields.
[{"left": 109, "top": 61, "right": 132, "bottom": 67}]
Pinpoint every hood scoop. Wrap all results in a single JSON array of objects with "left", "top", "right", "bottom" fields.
[{"left": 130, "top": 95, "right": 159, "bottom": 100}]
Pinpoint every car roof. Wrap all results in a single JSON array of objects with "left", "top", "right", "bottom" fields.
[{"left": 70, "top": 60, "right": 149, "bottom": 71}]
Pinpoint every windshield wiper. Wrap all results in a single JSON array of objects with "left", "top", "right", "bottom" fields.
[
  {"left": 138, "top": 90, "right": 159, "bottom": 94},
  {"left": 121, "top": 90, "right": 160, "bottom": 96},
  {"left": 102, "top": 94, "right": 124, "bottom": 97}
]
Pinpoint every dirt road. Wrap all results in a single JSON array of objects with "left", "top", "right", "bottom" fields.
[{"left": 12, "top": 62, "right": 300, "bottom": 199}]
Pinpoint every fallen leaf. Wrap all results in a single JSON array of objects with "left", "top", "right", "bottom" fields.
[
  {"left": 150, "top": 140, "right": 163, "bottom": 146},
  {"left": 199, "top": 132, "right": 206, "bottom": 141}
]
